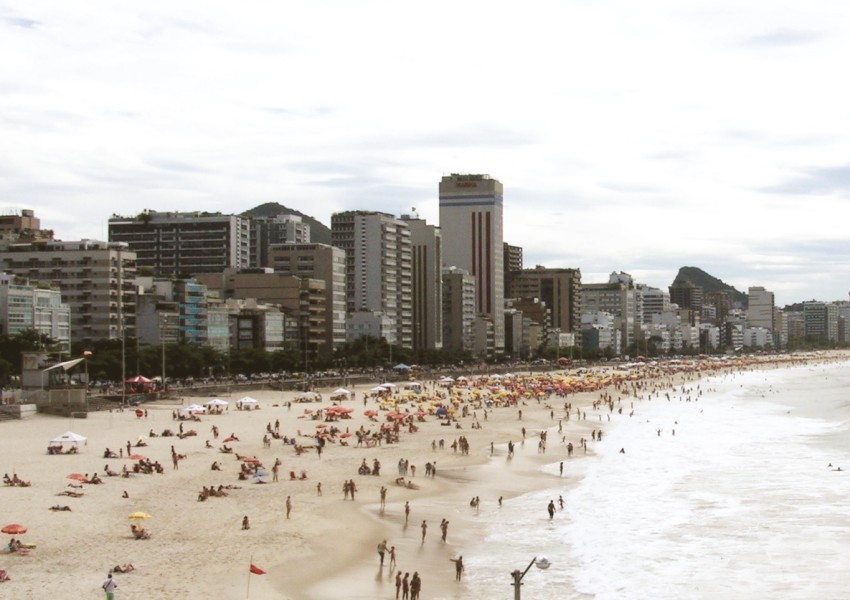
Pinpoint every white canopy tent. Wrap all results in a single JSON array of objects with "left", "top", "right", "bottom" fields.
[
  {"left": 237, "top": 396, "right": 259, "bottom": 410},
  {"left": 204, "top": 398, "right": 229, "bottom": 408},
  {"left": 50, "top": 431, "right": 87, "bottom": 445},
  {"left": 330, "top": 388, "right": 351, "bottom": 399}
]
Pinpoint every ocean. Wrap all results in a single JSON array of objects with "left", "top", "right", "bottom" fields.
[{"left": 456, "top": 359, "right": 850, "bottom": 600}]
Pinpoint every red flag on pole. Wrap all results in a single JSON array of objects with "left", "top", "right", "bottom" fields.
[{"left": 250, "top": 564, "right": 266, "bottom": 575}]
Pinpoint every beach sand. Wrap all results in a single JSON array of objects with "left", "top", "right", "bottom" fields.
[{"left": 1, "top": 353, "right": 839, "bottom": 599}]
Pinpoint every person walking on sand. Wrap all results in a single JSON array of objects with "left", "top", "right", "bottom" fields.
[
  {"left": 102, "top": 572, "right": 117, "bottom": 600},
  {"left": 395, "top": 571, "right": 402, "bottom": 599},
  {"left": 451, "top": 555, "right": 464, "bottom": 581},
  {"left": 389, "top": 545, "right": 397, "bottom": 569},
  {"left": 404, "top": 501, "right": 411, "bottom": 525},
  {"left": 377, "top": 539, "right": 388, "bottom": 566},
  {"left": 421, "top": 519, "right": 427, "bottom": 543},
  {"left": 440, "top": 518, "right": 449, "bottom": 542},
  {"left": 286, "top": 495, "right": 292, "bottom": 519},
  {"left": 242, "top": 515, "right": 250, "bottom": 530}
]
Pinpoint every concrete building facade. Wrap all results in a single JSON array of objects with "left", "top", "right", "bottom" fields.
[
  {"left": 109, "top": 211, "right": 250, "bottom": 277},
  {"left": 441, "top": 267, "right": 476, "bottom": 354},
  {"left": 0, "top": 239, "right": 137, "bottom": 344},
  {"left": 439, "top": 174, "right": 505, "bottom": 355},
  {"left": 250, "top": 214, "right": 311, "bottom": 269},
  {"left": 268, "top": 243, "right": 347, "bottom": 356},
  {"left": 747, "top": 287, "right": 775, "bottom": 331},
  {"left": 331, "top": 211, "right": 413, "bottom": 349},
  {"left": 400, "top": 215, "right": 443, "bottom": 351},
  {"left": 0, "top": 273, "right": 71, "bottom": 351},
  {"left": 509, "top": 266, "right": 582, "bottom": 340}
]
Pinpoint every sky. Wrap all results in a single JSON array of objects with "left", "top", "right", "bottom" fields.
[{"left": 2, "top": 1, "right": 849, "bottom": 307}]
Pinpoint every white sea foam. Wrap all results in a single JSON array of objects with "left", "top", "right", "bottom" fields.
[{"left": 455, "top": 361, "right": 850, "bottom": 600}]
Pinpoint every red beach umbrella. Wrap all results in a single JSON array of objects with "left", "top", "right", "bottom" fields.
[
  {"left": 67, "top": 473, "right": 87, "bottom": 481},
  {"left": 129, "top": 454, "right": 147, "bottom": 461},
  {"left": 1, "top": 524, "right": 27, "bottom": 535}
]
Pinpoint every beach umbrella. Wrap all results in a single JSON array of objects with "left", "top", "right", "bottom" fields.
[
  {"left": 1, "top": 524, "right": 27, "bottom": 535},
  {"left": 242, "top": 457, "right": 261, "bottom": 464},
  {"left": 340, "top": 432, "right": 352, "bottom": 438},
  {"left": 128, "top": 512, "right": 152, "bottom": 521},
  {"left": 129, "top": 454, "right": 147, "bottom": 461},
  {"left": 67, "top": 473, "right": 87, "bottom": 481},
  {"left": 364, "top": 410, "right": 378, "bottom": 417}
]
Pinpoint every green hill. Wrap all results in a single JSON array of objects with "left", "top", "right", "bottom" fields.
[{"left": 671, "top": 266, "right": 748, "bottom": 307}]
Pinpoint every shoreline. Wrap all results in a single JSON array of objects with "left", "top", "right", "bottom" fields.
[{"left": 1, "top": 352, "right": 845, "bottom": 599}]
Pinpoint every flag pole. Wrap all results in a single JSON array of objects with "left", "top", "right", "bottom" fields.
[{"left": 247, "top": 555, "right": 253, "bottom": 600}]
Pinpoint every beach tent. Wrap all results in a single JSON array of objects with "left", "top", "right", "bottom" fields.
[
  {"left": 393, "top": 363, "right": 411, "bottom": 371},
  {"left": 179, "top": 404, "right": 207, "bottom": 417},
  {"left": 51, "top": 431, "right": 87, "bottom": 445},
  {"left": 126, "top": 375, "right": 152, "bottom": 384},
  {"left": 204, "top": 398, "right": 229, "bottom": 408},
  {"left": 237, "top": 396, "right": 259, "bottom": 410},
  {"left": 330, "top": 388, "right": 351, "bottom": 399},
  {"left": 294, "top": 392, "right": 321, "bottom": 403}
]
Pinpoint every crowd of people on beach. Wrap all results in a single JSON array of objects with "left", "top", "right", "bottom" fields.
[{"left": 2, "top": 352, "right": 840, "bottom": 596}]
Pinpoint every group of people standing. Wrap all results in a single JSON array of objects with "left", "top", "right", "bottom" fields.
[{"left": 394, "top": 570, "right": 422, "bottom": 600}]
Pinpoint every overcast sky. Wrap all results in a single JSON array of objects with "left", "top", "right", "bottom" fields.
[{"left": 2, "top": 1, "right": 849, "bottom": 306}]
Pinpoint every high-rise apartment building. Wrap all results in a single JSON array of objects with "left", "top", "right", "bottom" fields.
[
  {"left": 669, "top": 282, "right": 703, "bottom": 315},
  {"left": 331, "top": 211, "right": 413, "bottom": 349},
  {"left": 509, "top": 266, "right": 582, "bottom": 340},
  {"left": 442, "top": 267, "right": 476, "bottom": 353},
  {"left": 268, "top": 242, "right": 347, "bottom": 357},
  {"left": 747, "top": 287, "right": 774, "bottom": 331},
  {"left": 400, "top": 215, "right": 442, "bottom": 351},
  {"left": 637, "top": 285, "right": 671, "bottom": 324},
  {"left": 503, "top": 242, "right": 523, "bottom": 294},
  {"left": 250, "top": 214, "right": 311, "bottom": 268},
  {"left": 439, "top": 174, "right": 504, "bottom": 354},
  {"left": 109, "top": 211, "right": 250, "bottom": 277},
  {"left": 582, "top": 274, "right": 637, "bottom": 351},
  {"left": 0, "top": 239, "right": 136, "bottom": 344}
]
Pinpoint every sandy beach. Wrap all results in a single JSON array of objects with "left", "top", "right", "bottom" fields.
[{"left": 1, "top": 352, "right": 842, "bottom": 599}]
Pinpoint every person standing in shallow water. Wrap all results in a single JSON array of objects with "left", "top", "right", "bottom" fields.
[{"left": 547, "top": 500, "right": 555, "bottom": 519}]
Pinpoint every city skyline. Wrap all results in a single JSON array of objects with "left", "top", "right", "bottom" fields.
[{"left": 2, "top": 2, "right": 850, "bottom": 306}]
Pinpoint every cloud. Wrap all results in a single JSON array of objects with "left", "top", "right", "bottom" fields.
[
  {"left": 742, "top": 28, "right": 825, "bottom": 47},
  {"left": 764, "top": 165, "right": 850, "bottom": 196},
  {"left": 1, "top": 15, "right": 39, "bottom": 29}
]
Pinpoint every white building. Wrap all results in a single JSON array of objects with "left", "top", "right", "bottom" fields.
[
  {"left": 332, "top": 211, "right": 413, "bottom": 349},
  {"left": 0, "top": 273, "right": 71, "bottom": 351},
  {"left": 747, "top": 287, "right": 775, "bottom": 331}
]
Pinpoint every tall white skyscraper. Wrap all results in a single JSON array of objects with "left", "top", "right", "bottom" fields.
[{"left": 439, "top": 174, "right": 504, "bottom": 355}]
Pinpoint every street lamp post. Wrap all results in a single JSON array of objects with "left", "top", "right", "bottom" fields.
[
  {"left": 511, "top": 556, "right": 550, "bottom": 600},
  {"left": 83, "top": 350, "right": 92, "bottom": 397}
]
